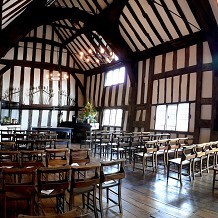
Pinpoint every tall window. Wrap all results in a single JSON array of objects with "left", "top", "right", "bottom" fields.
[
  {"left": 155, "top": 103, "right": 189, "bottom": 131},
  {"left": 104, "top": 67, "right": 125, "bottom": 86},
  {"left": 102, "top": 109, "right": 123, "bottom": 126}
]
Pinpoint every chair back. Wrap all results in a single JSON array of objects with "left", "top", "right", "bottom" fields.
[
  {"left": 69, "top": 148, "right": 91, "bottom": 165},
  {"left": 37, "top": 166, "right": 71, "bottom": 194},
  {"left": 45, "top": 148, "right": 68, "bottom": 166},
  {"left": 182, "top": 146, "right": 196, "bottom": 161},
  {"left": 100, "top": 159, "right": 125, "bottom": 183},
  {"left": 0, "top": 150, "right": 20, "bottom": 167},
  {"left": 2, "top": 167, "right": 36, "bottom": 194},
  {"left": 20, "top": 150, "right": 45, "bottom": 168},
  {"left": 70, "top": 164, "right": 100, "bottom": 189},
  {"left": 0, "top": 141, "right": 16, "bottom": 150}
]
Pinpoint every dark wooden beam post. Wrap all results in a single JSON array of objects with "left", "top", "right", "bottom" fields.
[
  {"left": 126, "top": 61, "right": 138, "bottom": 132},
  {"left": 188, "top": 0, "right": 218, "bottom": 141}
]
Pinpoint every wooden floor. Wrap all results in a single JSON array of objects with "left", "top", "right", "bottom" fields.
[{"left": 1, "top": 144, "right": 218, "bottom": 218}]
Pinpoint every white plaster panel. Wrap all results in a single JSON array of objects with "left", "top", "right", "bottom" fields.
[
  {"left": 125, "top": 75, "right": 130, "bottom": 105},
  {"left": 165, "top": 52, "right": 173, "bottom": 72},
  {"left": 27, "top": 43, "right": 33, "bottom": 61},
  {"left": 144, "top": 59, "right": 150, "bottom": 103},
  {"left": 166, "top": 77, "right": 172, "bottom": 103},
  {"left": 202, "top": 71, "right": 212, "bottom": 98},
  {"left": 154, "top": 55, "right": 162, "bottom": 74},
  {"left": 173, "top": 76, "right": 179, "bottom": 102},
  {"left": 117, "top": 84, "right": 123, "bottom": 106},
  {"left": 181, "top": 74, "right": 188, "bottom": 102},
  {"left": 152, "top": 80, "right": 158, "bottom": 104},
  {"left": 137, "top": 61, "right": 142, "bottom": 104},
  {"left": 136, "top": 110, "right": 140, "bottom": 121},
  {"left": 159, "top": 79, "right": 165, "bottom": 103},
  {"left": 142, "top": 110, "right": 146, "bottom": 122},
  {"left": 177, "top": 48, "right": 185, "bottom": 69},
  {"left": 104, "top": 87, "right": 109, "bottom": 107},
  {"left": 199, "top": 128, "right": 210, "bottom": 143},
  {"left": 111, "top": 86, "right": 116, "bottom": 106},
  {"left": 203, "top": 41, "right": 212, "bottom": 64},
  {"left": 201, "top": 105, "right": 212, "bottom": 120},
  {"left": 150, "top": 106, "right": 155, "bottom": 129},
  {"left": 189, "top": 45, "right": 197, "bottom": 66},
  {"left": 189, "top": 73, "right": 196, "bottom": 101}
]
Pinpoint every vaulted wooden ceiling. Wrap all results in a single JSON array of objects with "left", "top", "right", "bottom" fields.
[{"left": 0, "top": 0, "right": 218, "bottom": 73}]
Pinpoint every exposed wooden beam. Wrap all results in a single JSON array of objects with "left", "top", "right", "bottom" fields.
[
  {"left": 132, "top": 31, "right": 205, "bottom": 61},
  {"left": 0, "top": 59, "right": 85, "bottom": 95},
  {"left": 0, "top": 6, "right": 95, "bottom": 59}
]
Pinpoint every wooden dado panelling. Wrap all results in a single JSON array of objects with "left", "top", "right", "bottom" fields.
[
  {"left": 135, "top": 41, "right": 213, "bottom": 143},
  {"left": 85, "top": 69, "right": 130, "bottom": 131},
  {"left": 0, "top": 25, "right": 84, "bottom": 129}
]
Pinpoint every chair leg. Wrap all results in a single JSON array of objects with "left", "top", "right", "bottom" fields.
[
  {"left": 213, "top": 169, "right": 218, "bottom": 192},
  {"left": 99, "top": 187, "right": 103, "bottom": 218},
  {"left": 167, "top": 161, "right": 170, "bottom": 181},
  {"left": 118, "top": 181, "right": 123, "bottom": 213}
]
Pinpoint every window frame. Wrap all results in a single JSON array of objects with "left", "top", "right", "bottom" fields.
[
  {"left": 102, "top": 108, "right": 123, "bottom": 127},
  {"left": 154, "top": 103, "right": 190, "bottom": 132},
  {"left": 104, "top": 66, "right": 125, "bottom": 87}
]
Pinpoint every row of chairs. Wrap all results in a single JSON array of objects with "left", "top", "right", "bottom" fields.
[
  {"left": 132, "top": 138, "right": 190, "bottom": 174},
  {"left": 84, "top": 130, "right": 171, "bottom": 161},
  {"left": 0, "top": 138, "right": 70, "bottom": 150},
  {"left": 0, "top": 147, "right": 126, "bottom": 218},
  {"left": 167, "top": 141, "right": 218, "bottom": 183}
]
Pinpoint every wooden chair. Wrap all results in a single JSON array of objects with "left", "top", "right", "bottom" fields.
[
  {"left": 0, "top": 150, "right": 20, "bottom": 167},
  {"left": 45, "top": 148, "right": 68, "bottom": 167},
  {"left": 2, "top": 167, "right": 37, "bottom": 218},
  {"left": 18, "top": 208, "right": 81, "bottom": 218},
  {"left": 167, "top": 146, "right": 196, "bottom": 183},
  {"left": 36, "top": 166, "right": 71, "bottom": 214},
  {"left": 193, "top": 144, "right": 207, "bottom": 178},
  {"left": 156, "top": 139, "right": 170, "bottom": 168},
  {"left": 97, "top": 159, "right": 125, "bottom": 218},
  {"left": 34, "top": 139, "right": 53, "bottom": 149},
  {"left": 69, "top": 148, "right": 91, "bottom": 166},
  {"left": 68, "top": 164, "right": 100, "bottom": 218},
  {"left": 133, "top": 140, "right": 158, "bottom": 174},
  {"left": 20, "top": 150, "right": 45, "bottom": 168},
  {"left": 15, "top": 139, "right": 35, "bottom": 150},
  {"left": 0, "top": 130, "right": 14, "bottom": 142},
  {"left": 0, "top": 141, "right": 16, "bottom": 150},
  {"left": 54, "top": 139, "right": 70, "bottom": 149},
  {"left": 212, "top": 167, "right": 218, "bottom": 191}
]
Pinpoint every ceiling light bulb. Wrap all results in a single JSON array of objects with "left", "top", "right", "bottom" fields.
[
  {"left": 79, "top": 51, "right": 84, "bottom": 56},
  {"left": 88, "top": 49, "right": 92, "bottom": 54},
  {"left": 100, "top": 48, "right": 104, "bottom": 54},
  {"left": 96, "top": 59, "right": 100, "bottom": 64},
  {"left": 86, "top": 58, "right": 90, "bottom": 62}
]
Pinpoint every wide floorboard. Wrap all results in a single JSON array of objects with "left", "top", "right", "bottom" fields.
[{"left": 1, "top": 144, "right": 218, "bottom": 218}]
